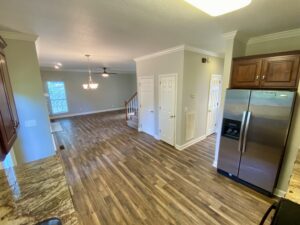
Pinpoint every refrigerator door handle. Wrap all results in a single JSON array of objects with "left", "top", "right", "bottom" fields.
[
  {"left": 242, "top": 111, "right": 252, "bottom": 153},
  {"left": 238, "top": 111, "right": 248, "bottom": 152}
]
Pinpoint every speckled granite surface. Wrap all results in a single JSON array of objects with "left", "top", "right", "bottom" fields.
[{"left": 0, "top": 155, "right": 80, "bottom": 225}]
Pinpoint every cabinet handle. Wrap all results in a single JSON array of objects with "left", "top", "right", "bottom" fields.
[
  {"left": 262, "top": 75, "right": 266, "bottom": 80},
  {"left": 255, "top": 75, "right": 260, "bottom": 80}
]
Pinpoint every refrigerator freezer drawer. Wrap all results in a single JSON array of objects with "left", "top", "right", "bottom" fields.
[{"left": 218, "top": 136, "right": 242, "bottom": 176}]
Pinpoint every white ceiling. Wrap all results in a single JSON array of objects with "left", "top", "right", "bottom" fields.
[{"left": 0, "top": 0, "right": 299, "bottom": 73}]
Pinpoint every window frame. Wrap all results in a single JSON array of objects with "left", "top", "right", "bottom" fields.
[{"left": 46, "top": 81, "right": 69, "bottom": 115}]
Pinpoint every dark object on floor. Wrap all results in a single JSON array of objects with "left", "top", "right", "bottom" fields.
[
  {"left": 260, "top": 198, "right": 300, "bottom": 225},
  {"left": 59, "top": 145, "right": 65, "bottom": 150},
  {"left": 35, "top": 218, "right": 62, "bottom": 225}
]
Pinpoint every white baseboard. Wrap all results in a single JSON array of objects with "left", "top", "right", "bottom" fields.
[
  {"left": 154, "top": 134, "right": 160, "bottom": 140},
  {"left": 175, "top": 135, "right": 207, "bottom": 151},
  {"left": 274, "top": 188, "right": 286, "bottom": 198},
  {"left": 50, "top": 107, "right": 125, "bottom": 119},
  {"left": 212, "top": 160, "right": 218, "bottom": 168}
]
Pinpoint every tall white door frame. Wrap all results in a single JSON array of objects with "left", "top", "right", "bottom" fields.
[
  {"left": 158, "top": 73, "right": 177, "bottom": 146},
  {"left": 138, "top": 76, "right": 155, "bottom": 137},
  {"left": 206, "top": 74, "right": 222, "bottom": 136}
]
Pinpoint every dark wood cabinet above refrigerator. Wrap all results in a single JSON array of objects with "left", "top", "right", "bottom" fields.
[
  {"left": 0, "top": 36, "right": 19, "bottom": 161},
  {"left": 231, "top": 51, "right": 300, "bottom": 90}
]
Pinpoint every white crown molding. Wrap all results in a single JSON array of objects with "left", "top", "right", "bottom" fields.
[
  {"left": 40, "top": 67, "right": 87, "bottom": 73},
  {"left": 248, "top": 28, "right": 300, "bottom": 45},
  {"left": 40, "top": 67, "right": 136, "bottom": 75},
  {"left": 134, "top": 45, "right": 222, "bottom": 62},
  {"left": 0, "top": 31, "right": 38, "bottom": 42},
  {"left": 134, "top": 45, "right": 185, "bottom": 62},
  {"left": 184, "top": 45, "right": 222, "bottom": 58},
  {"left": 222, "top": 31, "right": 238, "bottom": 40}
]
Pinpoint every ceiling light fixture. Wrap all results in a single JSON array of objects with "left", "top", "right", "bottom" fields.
[
  {"left": 82, "top": 54, "right": 99, "bottom": 90},
  {"left": 54, "top": 62, "right": 62, "bottom": 70},
  {"left": 184, "top": 0, "right": 252, "bottom": 16},
  {"left": 102, "top": 73, "right": 109, "bottom": 78}
]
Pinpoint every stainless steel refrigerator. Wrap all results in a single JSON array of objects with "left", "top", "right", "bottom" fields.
[{"left": 217, "top": 89, "right": 296, "bottom": 194}]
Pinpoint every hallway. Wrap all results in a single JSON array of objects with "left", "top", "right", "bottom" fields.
[{"left": 54, "top": 110, "right": 274, "bottom": 225}]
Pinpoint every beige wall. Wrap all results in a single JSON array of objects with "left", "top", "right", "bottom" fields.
[
  {"left": 136, "top": 50, "right": 184, "bottom": 144},
  {"left": 214, "top": 37, "right": 246, "bottom": 166},
  {"left": 246, "top": 35, "right": 300, "bottom": 193},
  {"left": 4, "top": 38, "right": 55, "bottom": 164},
  {"left": 215, "top": 32, "right": 300, "bottom": 194},
  {"left": 182, "top": 51, "right": 223, "bottom": 145},
  {"left": 41, "top": 70, "right": 137, "bottom": 117},
  {"left": 136, "top": 49, "right": 224, "bottom": 147},
  {"left": 246, "top": 36, "right": 300, "bottom": 56}
]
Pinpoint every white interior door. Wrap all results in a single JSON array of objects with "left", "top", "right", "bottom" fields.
[
  {"left": 159, "top": 74, "right": 177, "bottom": 146},
  {"left": 139, "top": 77, "right": 155, "bottom": 137},
  {"left": 206, "top": 74, "right": 222, "bottom": 135}
]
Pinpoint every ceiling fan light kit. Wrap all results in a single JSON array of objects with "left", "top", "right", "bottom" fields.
[
  {"left": 93, "top": 67, "right": 117, "bottom": 77},
  {"left": 102, "top": 73, "right": 109, "bottom": 77}
]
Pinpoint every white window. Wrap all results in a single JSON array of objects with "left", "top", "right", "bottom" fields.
[{"left": 47, "top": 81, "right": 68, "bottom": 114}]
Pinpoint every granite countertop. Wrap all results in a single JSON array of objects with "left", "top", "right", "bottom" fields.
[
  {"left": 0, "top": 155, "right": 80, "bottom": 225},
  {"left": 286, "top": 149, "right": 300, "bottom": 204}
]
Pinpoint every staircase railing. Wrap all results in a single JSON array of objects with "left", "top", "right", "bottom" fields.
[{"left": 125, "top": 92, "right": 138, "bottom": 120}]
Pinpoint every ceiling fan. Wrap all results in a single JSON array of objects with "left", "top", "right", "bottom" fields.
[{"left": 93, "top": 67, "right": 117, "bottom": 78}]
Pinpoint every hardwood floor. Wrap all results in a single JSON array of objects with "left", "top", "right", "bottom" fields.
[{"left": 55, "top": 110, "right": 275, "bottom": 225}]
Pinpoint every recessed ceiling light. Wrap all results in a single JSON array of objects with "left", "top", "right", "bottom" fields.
[
  {"left": 184, "top": 0, "right": 252, "bottom": 16},
  {"left": 57, "top": 62, "right": 62, "bottom": 67},
  {"left": 54, "top": 65, "right": 60, "bottom": 70}
]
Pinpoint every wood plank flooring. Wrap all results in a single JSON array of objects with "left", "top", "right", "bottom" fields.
[{"left": 54, "top": 110, "right": 275, "bottom": 225}]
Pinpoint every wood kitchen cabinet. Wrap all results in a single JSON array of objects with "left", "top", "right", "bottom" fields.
[
  {"left": 231, "top": 51, "right": 300, "bottom": 90},
  {"left": 0, "top": 36, "right": 18, "bottom": 161},
  {"left": 231, "top": 58, "right": 262, "bottom": 88}
]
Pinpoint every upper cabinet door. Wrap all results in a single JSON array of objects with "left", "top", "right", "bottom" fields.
[
  {"left": 0, "top": 53, "right": 19, "bottom": 127},
  {"left": 231, "top": 58, "right": 262, "bottom": 88},
  {"left": 261, "top": 55, "right": 300, "bottom": 89},
  {"left": 0, "top": 54, "right": 17, "bottom": 158}
]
